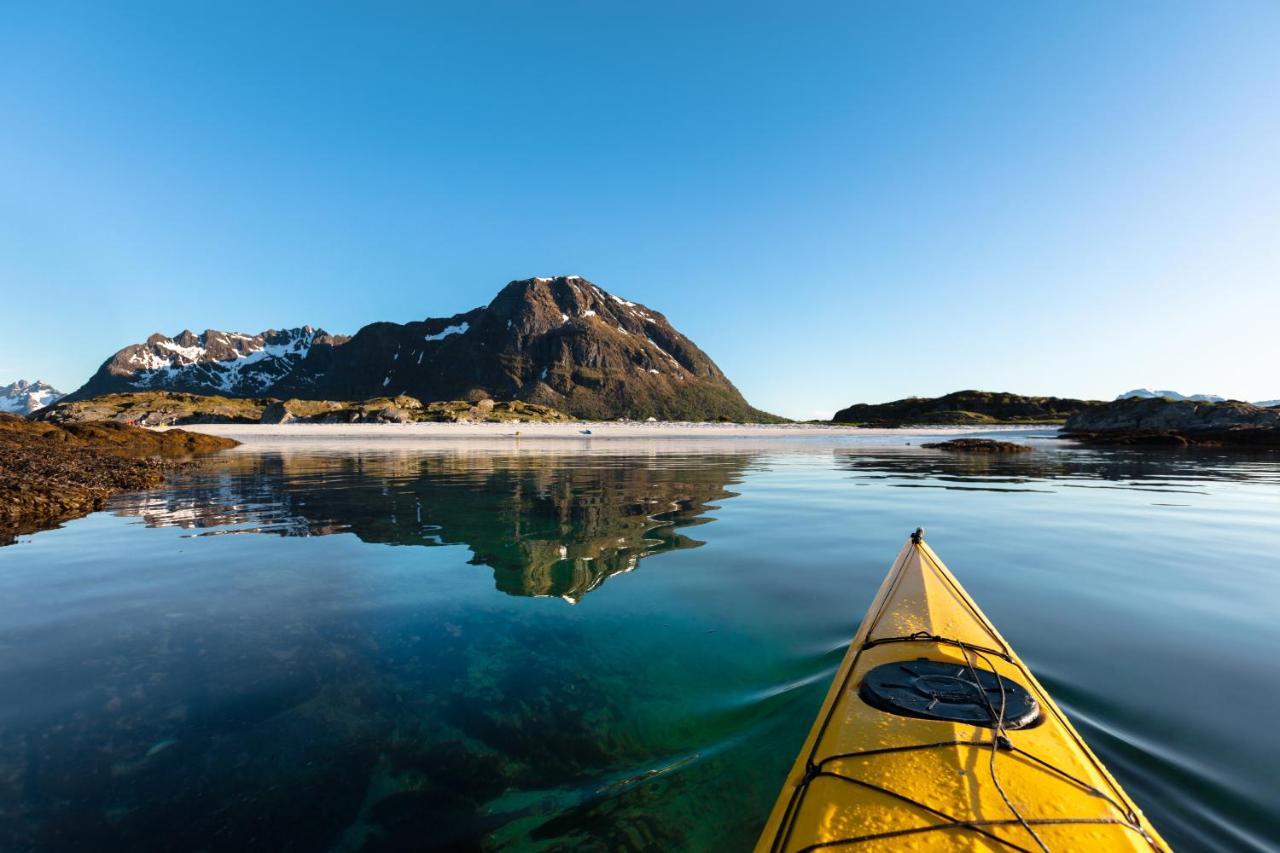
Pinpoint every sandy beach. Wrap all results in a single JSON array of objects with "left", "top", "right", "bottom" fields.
[{"left": 185, "top": 421, "right": 1046, "bottom": 450}]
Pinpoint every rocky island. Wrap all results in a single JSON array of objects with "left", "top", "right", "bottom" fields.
[
  {"left": 920, "top": 438, "right": 1034, "bottom": 453},
  {"left": 831, "top": 390, "right": 1096, "bottom": 426}
]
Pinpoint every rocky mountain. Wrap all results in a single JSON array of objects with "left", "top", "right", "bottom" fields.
[
  {"left": 67, "top": 277, "right": 769, "bottom": 422},
  {"left": 831, "top": 390, "right": 1097, "bottom": 426},
  {"left": 0, "top": 380, "right": 64, "bottom": 415},
  {"left": 1117, "top": 388, "right": 1226, "bottom": 403}
]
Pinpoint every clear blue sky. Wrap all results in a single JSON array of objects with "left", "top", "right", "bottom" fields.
[{"left": 2, "top": 2, "right": 1277, "bottom": 418}]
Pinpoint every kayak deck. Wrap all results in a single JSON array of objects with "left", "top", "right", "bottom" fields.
[{"left": 756, "top": 534, "right": 1169, "bottom": 852}]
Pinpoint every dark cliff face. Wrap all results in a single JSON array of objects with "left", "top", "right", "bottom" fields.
[
  {"left": 832, "top": 390, "right": 1097, "bottom": 426},
  {"left": 67, "top": 277, "right": 763, "bottom": 421}
]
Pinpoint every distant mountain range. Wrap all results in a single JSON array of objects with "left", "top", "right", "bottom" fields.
[
  {"left": 65, "top": 276, "right": 772, "bottom": 422},
  {"left": 67, "top": 326, "right": 349, "bottom": 400},
  {"left": 0, "top": 380, "right": 64, "bottom": 414},
  {"left": 1117, "top": 388, "right": 1225, "bottom": 403},
  {"left": 1118, "top": 389, "right": 1278, "bottom": 407}
]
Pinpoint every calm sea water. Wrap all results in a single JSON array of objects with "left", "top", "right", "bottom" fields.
[{"left": 2, "top": 432, "right": 1278, "bottom": 852}]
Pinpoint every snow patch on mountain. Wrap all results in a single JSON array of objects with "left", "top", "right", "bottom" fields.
[{"left": 424, "top": 322, "right": 469, "bottom": 341}]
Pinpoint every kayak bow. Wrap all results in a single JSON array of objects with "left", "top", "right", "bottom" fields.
[{"left": 757, "top": 530, "right": 1170, "bottom": 852}]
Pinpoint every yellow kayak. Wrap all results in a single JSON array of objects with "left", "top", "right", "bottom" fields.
[{"left": 757, "top": 530, "right": 1170, "bottom": 852}]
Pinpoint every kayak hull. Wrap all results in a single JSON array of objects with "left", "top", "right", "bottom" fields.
[{"left": 756, "top": 537, "right": 1170, "bottom": 852}]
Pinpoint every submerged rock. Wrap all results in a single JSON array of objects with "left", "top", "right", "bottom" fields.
[{"left": 920, "top": 438, "right": 1033, "bottom": 453}]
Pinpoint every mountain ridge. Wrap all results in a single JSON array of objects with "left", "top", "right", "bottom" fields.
[{"left": 65, "top": 327, "right": 349, "bottom": 401}]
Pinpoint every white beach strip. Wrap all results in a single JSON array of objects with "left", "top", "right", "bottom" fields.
[{"left": 179, "top": 422, "right": 1043, "bottom": 450}]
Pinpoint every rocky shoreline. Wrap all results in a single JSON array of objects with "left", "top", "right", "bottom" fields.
[
  {"left": 0, "top": 414, "right": 237, "bottom": 543},
  {"left": 1061, "top": 397, "right": 1280, "bottom": 448}
]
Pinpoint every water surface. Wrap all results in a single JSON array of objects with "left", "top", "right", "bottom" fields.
[{"left": 2, "top": 434, "right": 1278, "bottom": 851}]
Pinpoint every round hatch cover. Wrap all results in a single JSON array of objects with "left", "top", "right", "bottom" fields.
[{"left": 859, "top": 659, "right": 1040, "bottom": 729}]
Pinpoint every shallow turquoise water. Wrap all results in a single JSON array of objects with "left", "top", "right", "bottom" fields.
[{"left": 2, "top": 434, "right": 1279, "bottom": 851}]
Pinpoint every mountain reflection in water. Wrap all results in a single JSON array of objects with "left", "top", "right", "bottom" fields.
[{"left": 110, "top": 450, "right": 751, "bottom": 602}]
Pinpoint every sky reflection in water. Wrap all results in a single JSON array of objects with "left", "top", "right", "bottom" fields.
[{"left": 1, "top": 437, "right": 1278, "bottom": 851}]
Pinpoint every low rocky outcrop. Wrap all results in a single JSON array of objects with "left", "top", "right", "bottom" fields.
[
  {"left": 0, "top": 414, "right": 238, "bottom": 542},
  {"left": 920, "top": 438, "right": 1033, "bottom": 453},
  {"left": 259, "top": 396, "right": 570, "bottom": 424},
  {"left": 832, "top": 391, "right": 1097, "bottom": 426},
  {"left": 37, "top": 392, "right": 573, "bottom": 425},
  {"left": 1062, "top": 397, "right": 1280, "bottom": 447},
  {"left": 35, "top": 391, "right": 269, "bottom": 425},
  {"left": 415, "top": 399, "right": 569, "bottom": 423}
]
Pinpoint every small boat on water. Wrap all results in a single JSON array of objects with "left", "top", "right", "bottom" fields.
[{"left": 757, "top": 530, "right": 1170, "bottom": 852}]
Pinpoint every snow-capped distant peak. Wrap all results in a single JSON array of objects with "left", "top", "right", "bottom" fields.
[
  {"left": 99, "top": 326, "right": 348, "bottom": 397},
  {"left": 0, "top": 379, "right": 65, "bottom": 414},
  {"left": 1117, "top": 388, "right": 1225, "bottom": 403}
]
